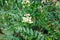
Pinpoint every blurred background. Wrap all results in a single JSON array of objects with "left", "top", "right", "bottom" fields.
[{"left": 0, "top": 0, "right": 60, "bottom": 40}]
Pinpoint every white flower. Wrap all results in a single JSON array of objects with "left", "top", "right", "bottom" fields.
[
  {"left": 22, "top": 0, "right": 30, "bottom": 7},
  {"left": 22, "top": 14, "right": 33, "bottom": 24},
  {"left": 28, "top": 19, "right": 33, "bottom": 23},
  {"left": 24, "top": 14, "right": 30, "bottom": 17},
  {"left": 22, "top": 0, "right": 30, "bottom": 4},
  {"left": 22, "top": 17, "right": 29, "bottom": 22}
]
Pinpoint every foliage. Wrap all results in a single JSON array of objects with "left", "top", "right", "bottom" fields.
[{"left": 0, "top": 0, "right": 60, "bottom": 40}]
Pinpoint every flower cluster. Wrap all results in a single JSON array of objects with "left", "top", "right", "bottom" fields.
[
  {"left": 22, "top": 0, "right": 30, "bottom": 4},
  {"left": 22, "top": 14, "right": 33, "bottom": 24},
  {"left": 22, "top": 0, "right": 30, "bottom": 8}
]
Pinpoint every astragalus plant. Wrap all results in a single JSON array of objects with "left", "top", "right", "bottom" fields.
[{"left": 0, "top": 0, "right": 60, "bottom": 40}]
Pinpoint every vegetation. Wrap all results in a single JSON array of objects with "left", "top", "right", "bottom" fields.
[{"left": 0, "top": 0, "right": 60, "bottom": 40}]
